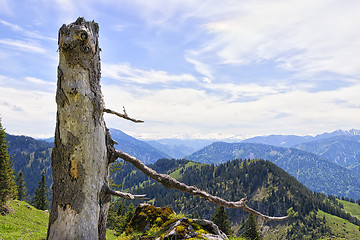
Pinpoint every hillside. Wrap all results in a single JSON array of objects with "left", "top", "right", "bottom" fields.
[
  {"left": 0, "top": 200, "right": 49, "bottom": 239},
  {"left": 186, "top": 142, "right": 360, "bottom": 199},
  {"left": 145, "top": 139, "right": 215, "bottom": 159},
  {"left": 6, "top": 134, "right": 53, "bottom": 199},
  {"left": 110, "top": 158, "right": 360, "bottom": 239},
  {"left": 110, "top": 128, "right": 170, "bottom": 164},
  {"left": 294, "top": 135, "right": 360, "bottom": 172},
  {"left": 0, "top": 200, "right": 117, "bottom": 240},
  {"left": 242, "top": 134, "right": 313, "bottom": 148}
]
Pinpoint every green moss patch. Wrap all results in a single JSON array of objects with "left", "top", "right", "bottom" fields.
[{"left": 122, "top": 204, "right": 228, "bottom": 240}]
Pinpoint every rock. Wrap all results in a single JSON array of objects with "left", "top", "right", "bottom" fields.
[
  {"left": 192, "top": 219, "right": 228, "bottom": 240},
  {"left": 125, "top": 203, "right": 175, "bottom": 233},
  {"left": 123, "top": 204, "right": 228, "bottom": 240}
]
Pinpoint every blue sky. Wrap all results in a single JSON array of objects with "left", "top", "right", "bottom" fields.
[{"left": 0, "top": 0, "right": 359, "bottom": 139}]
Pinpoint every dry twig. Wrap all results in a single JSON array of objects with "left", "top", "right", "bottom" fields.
[{"left": 103, "top": 107, "right": 144, "bottom": 123}]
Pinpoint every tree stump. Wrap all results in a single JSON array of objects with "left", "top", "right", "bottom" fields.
[{"left": 47, "top": 17, "right": 110, "bottom": 240}]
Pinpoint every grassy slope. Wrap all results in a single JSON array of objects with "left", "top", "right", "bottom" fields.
[
  {"left": 317, "top": 210, "right": 360, "bottom": 240},
  {"left": 169, "top": 161, "right": 207, "bottom": 180},
  {"left": 339, "top": 200, "right": 360, "bottom": 220},
  {"left": 0, "top": 200, "right": 118, "bottom": 240},
  {"left": 0, "top": 200, "right": 48, "bottom": 240}
]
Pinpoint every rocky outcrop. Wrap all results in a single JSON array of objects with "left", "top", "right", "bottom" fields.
[{"left": 123, "top": 204, "right": 228, "bottom": 240}]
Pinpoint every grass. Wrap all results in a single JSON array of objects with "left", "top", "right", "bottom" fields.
[
  {"left": 0, "top": 200, "right": 123, "bottom": 240},
  {"left": 0, "top": 200, "right": 49, "bottom": 240},
  {"left": 317, "top": 210, "right": 360, "bottom": 240},
  {"left": 170, "top": 162, "right": 207, "bottom": 180},
  {"left": 339, "top": 200, "right": 360, "bottom": 220}
]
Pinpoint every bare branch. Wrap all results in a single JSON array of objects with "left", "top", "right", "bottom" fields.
[
  {"left": 103, "top": 107, "right": 144, "bottom": 123},
  {"left": 105, "top": 185, "right": 148, "bottom": 200},
  {"left": 114, "top": 150, "right": 288, "bottom": 221}
]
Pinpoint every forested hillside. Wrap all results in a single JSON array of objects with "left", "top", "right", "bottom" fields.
[
  {"left": 186, "top": 142, "right": 360, "bottom": 199},
  {"left": 6, "top": 134, "right": 53, "bottom": 198},
  {"left": 110, "top": 158, "right": 360, "bottom": 239},
  {"left": 294, "top": 135, "right": 360, "bottom": 172}
]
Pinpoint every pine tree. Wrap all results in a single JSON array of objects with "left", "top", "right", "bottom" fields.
[
  {"left": 32, "top": 170, "right": 49, "bottom": 210},
  {"left": 211, "top": 206, "right": 232, "bottom": 235},
  {"left": 244, "top": 214, "right": 262, "bottom": 240},
  {"left": 15, "top": 170, "right": 28, "bottom": 201},
  {"left": 0, "top": 118, "right": 17, "bottom": 205}
]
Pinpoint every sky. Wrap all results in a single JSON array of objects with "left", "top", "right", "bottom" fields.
[{"left": 0, "top": 0, "right": 359, "bottom": 140}]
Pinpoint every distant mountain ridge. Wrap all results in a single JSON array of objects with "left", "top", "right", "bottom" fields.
[
  {"left": 7, "top": 128, "right": 360, "bottom": 200},
  {"left": 145, "top": 139, "right": 215, "bottom": 159},
  {"left": 294, "top": 135, "right": 360, "bottom": 171},
  {"left": 242, "top": 129, "right": 360, "bottom": 147},
  {"left": 109, "top": 128, "right": 170, "bottom": 164},
  {"left": 186, "top": 142, "right": 360, "bottom": 199}
]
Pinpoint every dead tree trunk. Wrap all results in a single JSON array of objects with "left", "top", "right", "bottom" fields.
[
  {"left": 47, "top": 17, "right": 286, "bottom": 240},
  {"left": 47, "top": 17, "right": 144, "bottom": 240},
  {"left": 47, "top": 17, "right": 109, "bottom": 240}
]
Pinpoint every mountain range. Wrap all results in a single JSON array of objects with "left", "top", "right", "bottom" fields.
[
  {"left": 109, "top": 128, "right": 170, "bottom": 164},
  {"left": 293, "top": 135, "right": 360, "bottom": 171},
  {"left": 5, "top": 128, "right": 360, "bottom": 200},
  {"left": 242, "top": 129, "right": 360, "bottom": 148},
  {"left": 185, "top": 142, "right": 360, "bottom": 199}
]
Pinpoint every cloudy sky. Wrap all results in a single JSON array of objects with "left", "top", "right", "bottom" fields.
[{"left": 0, "top": 0, "right": 359, "bottom": 140}]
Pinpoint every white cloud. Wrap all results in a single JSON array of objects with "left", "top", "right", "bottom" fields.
[
  {"left": 0, "top": 19, "right": 56, "bottom": 41},
  {"left": 0, "top": 19, "right": 22, "bottom": 31},
  {"left": 185, "top": 55, "right": 213, "bottom": 82},
  {"left": 202, "top": 82, "right": 289, "bottom": 101},
  {"left": 102, "top": 62, "right": 197, "bottom": 85},
  {"left": 0, "top": 39, "right": 47, "bottom": 54},
  {"left": 112, "top": 0, "right": 360, "bottom": 83},
  {"left": 198, "top": 0, "right": 360, "bottom": 77},
  {"left": 25, "top": 76, "right": 55, "bottom": 86},
  {"left": 102, "top": 81, "right": 360, "bottom": 139},
  {"left": 0, "top": 85, "right": 56, "bottom": 137},
  {"left": 24, "top": 77, "right": 56, "bottom": 93}
]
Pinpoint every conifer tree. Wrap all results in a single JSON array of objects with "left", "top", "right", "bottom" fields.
[
  {"left": 33, "top": 170, "right": 49, "bottom": 210},
  {"left": 211, "top": 206, "right": 232, "bottom": 235},
  {"left": 244, "top": 214, "right": 262, "bottom": 240},
  {"left": 15, "top": 170, "right": 28, "bottom": 201},
  {"left": 0, "top": 118, "right": 17, "bottom": 205}
]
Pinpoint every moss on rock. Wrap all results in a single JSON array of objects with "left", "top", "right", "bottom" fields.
[
  {"left": 125, "top": 204, "right": 175, "bottom": 234},
  {"left": 122, "top": 204, "right": 228, "bottom": 240}
]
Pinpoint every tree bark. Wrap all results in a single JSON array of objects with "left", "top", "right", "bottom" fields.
[{"left": 47, "top": 17, "right": 110, "bottom": 240}]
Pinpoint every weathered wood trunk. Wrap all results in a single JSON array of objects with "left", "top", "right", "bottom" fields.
[{"left": 47, "top": 17, "right": 110, "bottom": 240}]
